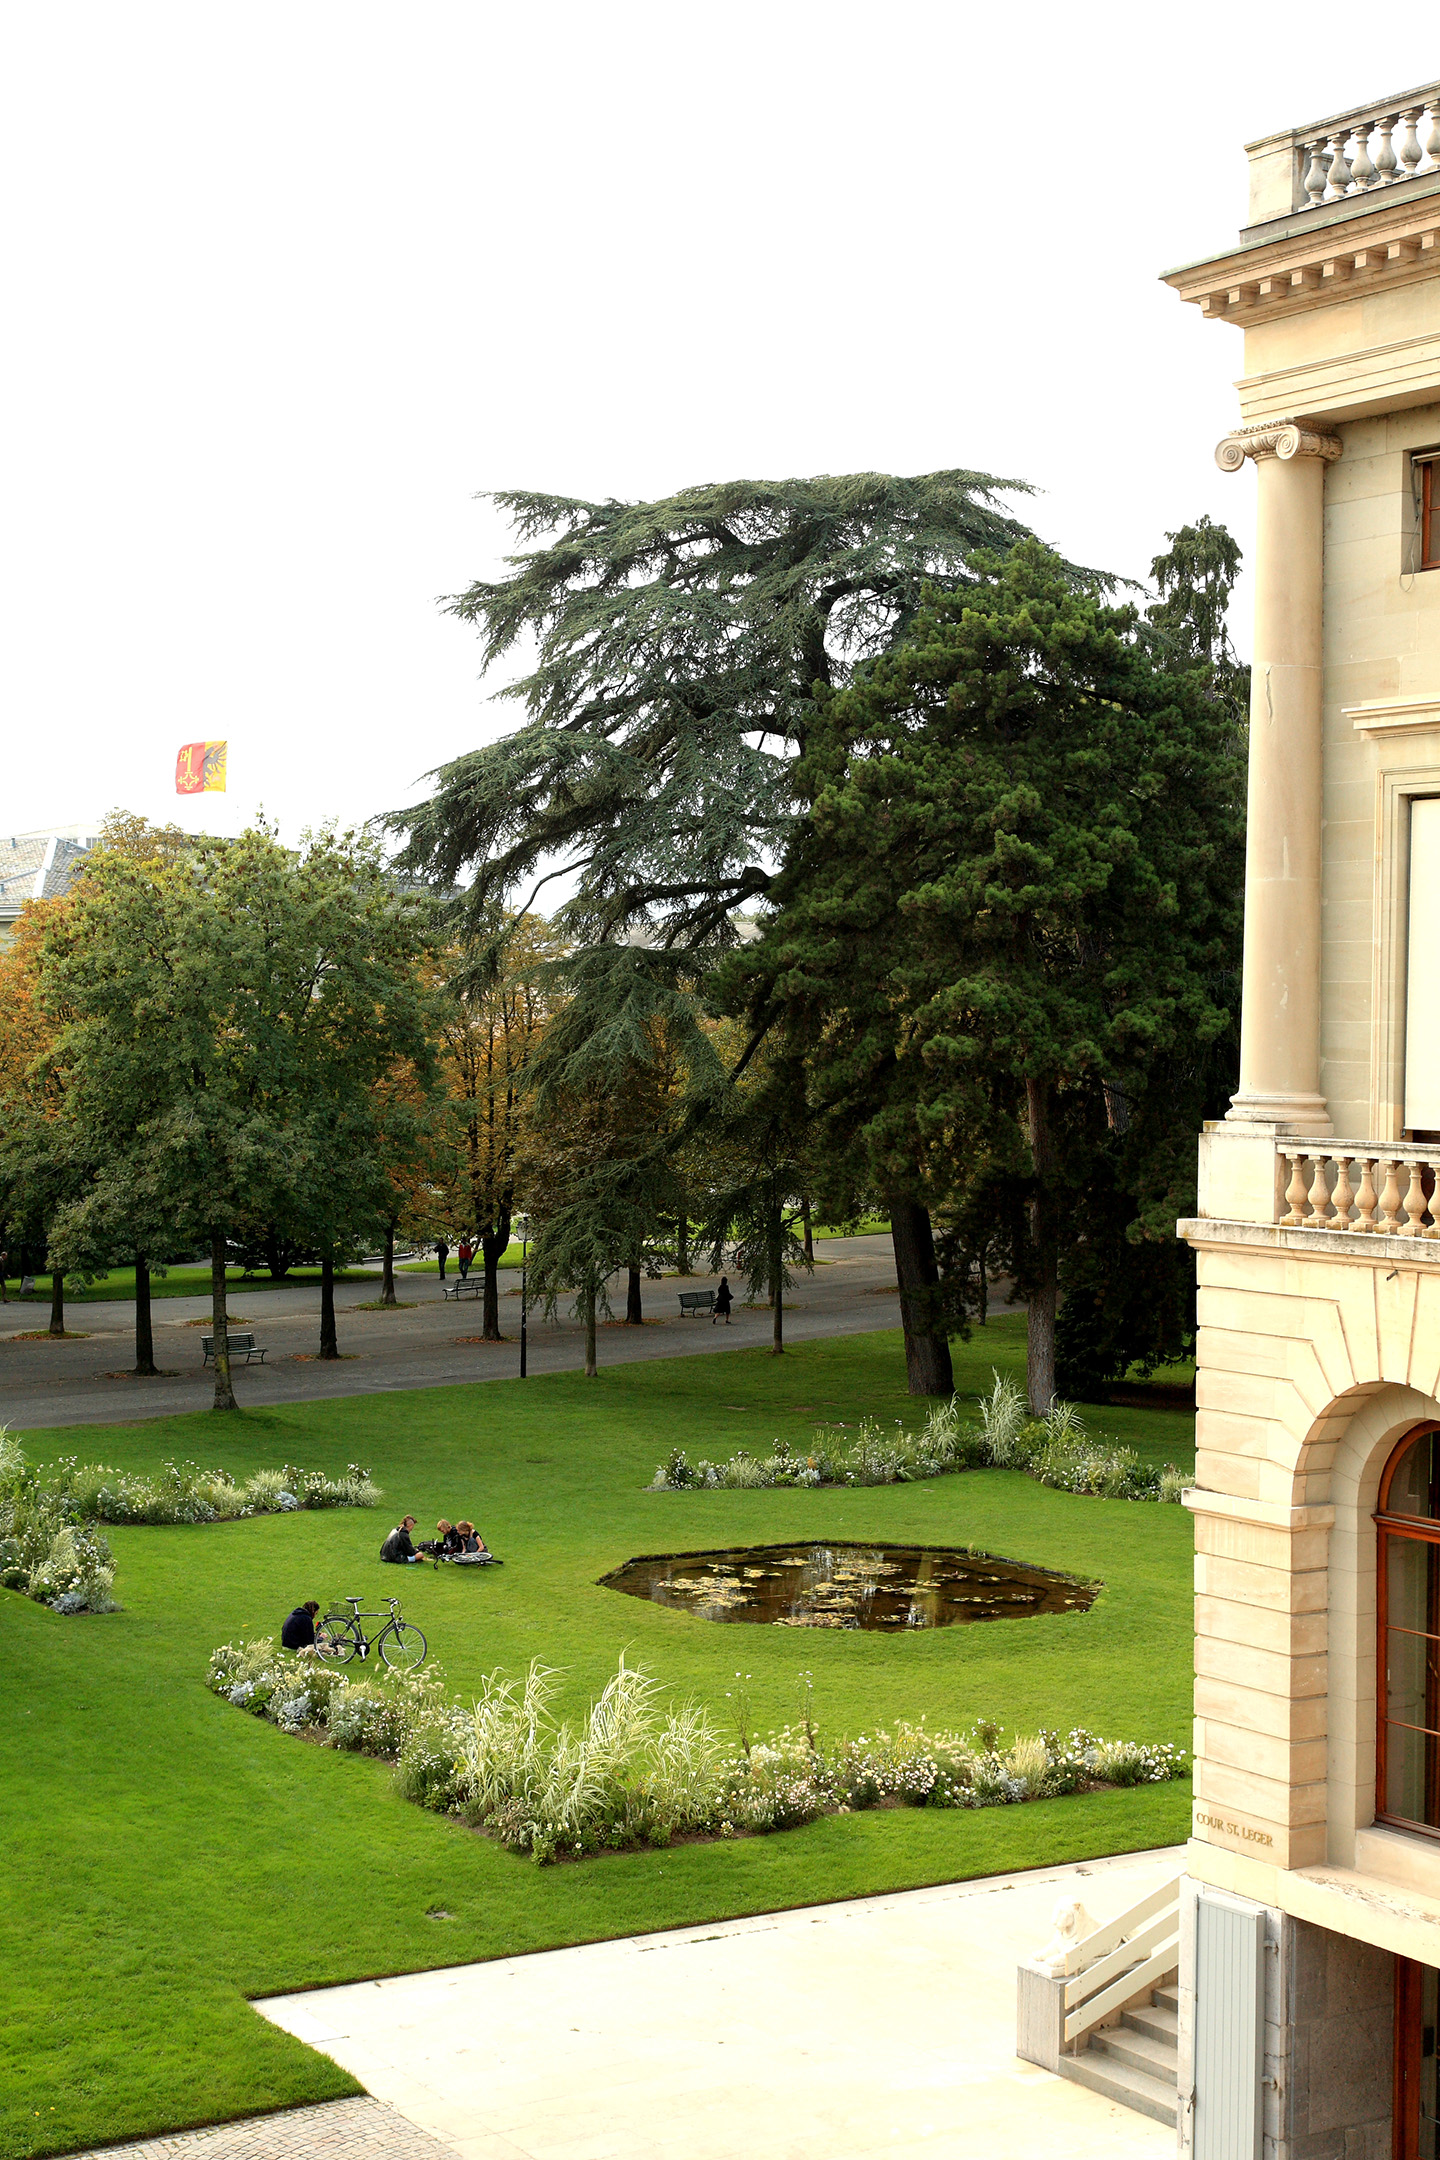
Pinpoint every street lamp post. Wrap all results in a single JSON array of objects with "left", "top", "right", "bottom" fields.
[{"left": 517, "top": 1215, "right": 529, "bottom": 1379}]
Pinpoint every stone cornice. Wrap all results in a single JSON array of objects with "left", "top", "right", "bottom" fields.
[
  {"left": 1163, "top": 190, "right": 1440, "bottom": 327},
  {"left": 1215, "top": 422, "right": 1343, "bottom": 469}
]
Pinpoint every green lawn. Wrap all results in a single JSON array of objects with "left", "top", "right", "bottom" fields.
[
  {"left": 3, "top": 1265, "right": 382, "bottom": 1306},
  {"left": 2, "top": 1320, "right": 1195, "bottom": 2160}
]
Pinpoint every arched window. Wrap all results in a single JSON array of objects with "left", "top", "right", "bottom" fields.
[{"left": 1378, "top": 1424, "right": 1440, "bottom": 1835}]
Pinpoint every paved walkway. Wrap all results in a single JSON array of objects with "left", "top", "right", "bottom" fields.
[
  {"left": 1, "top": 1238, "right": 964, "bottom": 1432},
  {"left": 256, "top": 1850, "right": 1182, "bottom": 2160},
  {"left": 64, "top": 2101, "right": 456, "bottom": 2160}
]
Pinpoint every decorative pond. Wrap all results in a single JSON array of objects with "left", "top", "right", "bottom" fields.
[{"left": 598, "top": 1541, "right": 1098, "bottom": 1631}]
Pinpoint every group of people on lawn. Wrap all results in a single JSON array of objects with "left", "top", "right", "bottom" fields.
[
  {"left": 380, "top": 1513, "right": 494, "bottom": 1565},
  {"left": 278, "top": 1510, "right": 498, "bottom": 1651}
]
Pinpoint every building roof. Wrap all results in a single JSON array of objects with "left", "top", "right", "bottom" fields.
[{"left": 0, "top": 829, "right": 99, "bottom": 925}]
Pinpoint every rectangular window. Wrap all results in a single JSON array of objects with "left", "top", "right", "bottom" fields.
[
  {"left": 1418, "top": 456, "right": 1440, "bottom": 572},
  {"left": 1406, "top": 798, "right": 1440, "bottom": 1132}
]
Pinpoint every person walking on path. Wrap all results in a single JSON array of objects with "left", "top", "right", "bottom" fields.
[
  {"left": 457, "top": 1238, "right": 473, "bottom": 1282},
  {"left": 436, "top": 1238, "right": 450, "bottom": 1281},
  {"left": 713, "top": 1276, "right": 733, "bottom": 1326}
]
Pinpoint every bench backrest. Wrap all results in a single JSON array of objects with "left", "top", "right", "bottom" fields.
[
  {"left": 679, "top": 1291, "right": 714, "bottom": 1308},
  {"left": 203, "top": 1332, "right": 255, "bottom": 1351}
]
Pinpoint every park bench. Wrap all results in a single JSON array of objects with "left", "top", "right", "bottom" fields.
[
  {"left": 677, "top": 1290, "right": 715, "bottom": 1317},
  {"left": 201, "top": 1331, "right": 269, "bottom": 1366},
  {"left": 441, "top": 1279, "right": 482, "bottom": 1300}
]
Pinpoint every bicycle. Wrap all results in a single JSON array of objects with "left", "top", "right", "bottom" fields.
[{"left": 316, "top": 1595, "right": 427, "bottom": 1671}]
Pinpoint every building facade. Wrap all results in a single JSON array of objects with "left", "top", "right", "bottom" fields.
[{"left": 1169, "top": 78, "right": 1440, "bottom": 2160}]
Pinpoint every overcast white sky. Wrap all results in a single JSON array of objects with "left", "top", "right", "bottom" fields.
[{"left": 2, "top": 5, "right": 1433, "bottom": 847}]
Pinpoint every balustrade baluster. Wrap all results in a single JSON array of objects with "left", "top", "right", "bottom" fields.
[
  {"left": 1351, "top": 124, "right": 1377, "bottom": 189},
  {"left": 1375, "top": 116, "right": 1399, "bottom": 185},
  {"left": 1355, "top": 1159, "right": 1380, "bottom": 1232},
  {"left": 1426, "top": 105, "right": 1440, "bottom": 170},
  {"left": 1378, "top": 1160, "right": 1405, "bottom": 1232},
  {"left": 1399, "top": 109, "right": 1424, "bottom": 178},
  {"left": 1280, "top": 1154, "right": 1309, "bottom": 1226},
  {"left": 1330, "top": 1156, "right": 1356, "bottom": 1229},
  {"left": 1326, "top": 132, "right": 1355, "bottom": 197},
  {"left": 1303, "top": 140, "right": 1330, "bottom": 208},
  {"left": 1306, "top": 1155, "right": 1333, "bottom": 1227},
  {"left": 1401, "top": 1159, "right": 1428, "bottom": 1236}
]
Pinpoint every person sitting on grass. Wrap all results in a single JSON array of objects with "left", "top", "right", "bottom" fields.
[
  {"left": 450, "top": 1520, "right": 499, "bottom": 1565},
  {"left": 379, "top": 1515, "right": 426, "bottom": 1564},
  {"left": 280, "top": 1599, "right": 320, "bottom": 1650},
  {"left": 418, "top": 1518, "right": 464, "bottom": 1558}
]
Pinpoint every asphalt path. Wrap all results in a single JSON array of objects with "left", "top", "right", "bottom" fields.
[{"left": 0, "top": 1236, "right": 927, "bottom": 1432}]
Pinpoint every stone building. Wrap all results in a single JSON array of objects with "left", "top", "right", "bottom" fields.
[{"left": 1021, "top": 79, "right": 1440, "bottom": 2159}]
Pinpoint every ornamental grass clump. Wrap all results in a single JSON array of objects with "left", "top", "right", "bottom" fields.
[
  {"left": 647, "top": 1372, "right": 1188, "bottom": 1504},
  {"left": 206, "top": 1639, "right": 1190, "bottom": 1865}
]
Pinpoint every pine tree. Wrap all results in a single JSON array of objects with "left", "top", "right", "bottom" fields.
[{"left": 765, "top": 541, "right": 1244, "bottom": 1410}]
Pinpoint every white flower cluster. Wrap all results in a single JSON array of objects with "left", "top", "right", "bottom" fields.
[
  {"left": 207, "top": 1636, "right": 1189, "bottom": 1868},
  {"left": 650, "top": 1378, "right": 1188, "bottom": 1504}
]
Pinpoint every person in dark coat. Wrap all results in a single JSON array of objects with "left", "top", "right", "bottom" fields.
[
  {"left": 435, "top": 1238, "right": 450, "bottom": 1280},
  {"left": 380, "top": 1515, "right": 424, "bottom": 1563},
  {"left": 712, "top": 1276, "right": 733, "bottom": 1325},
  {"left": 281, "top": 1600, "right": 320, "bottom": 1649}
]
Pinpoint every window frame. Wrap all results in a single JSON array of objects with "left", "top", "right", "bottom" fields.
[
  {"left": 1417, "top": 455, "right": 1440, "bottom": 573},
  {"left": 1376, "top": 1421, "right": 1440, "bottom": 1840}
]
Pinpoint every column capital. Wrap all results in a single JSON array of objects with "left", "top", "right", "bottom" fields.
[{"left": 1215, "top": 421, "right": 1343, "bottom": 471}]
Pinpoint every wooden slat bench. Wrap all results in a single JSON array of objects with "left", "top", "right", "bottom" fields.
[
  {"left": 677, "top": 1290, "right": 715, "bottom": 1317},
  {"left": 202, "top": 1331, "right": 269, "bottom": 1365},
  {"left": 441, "top": 1280, "right": 482, "bottom": 1300}
]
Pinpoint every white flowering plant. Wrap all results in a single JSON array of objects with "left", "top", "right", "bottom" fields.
[
  {"left": 0, "top": 1426, "right": 379, "bottom": 1615},
  {"left": 206, "top": 1638, "right": 1189, "bottom": 1866},
  {"left": 648, "top": 1380, "right": 1187, "bottom": 1505}
]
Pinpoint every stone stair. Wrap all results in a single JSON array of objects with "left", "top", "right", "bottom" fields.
[{"left": 1058, "top": 1980, "right": 1179, "bottom": 2126}]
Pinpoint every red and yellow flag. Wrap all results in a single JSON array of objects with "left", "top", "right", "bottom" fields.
[{"left": 176, "top": 742, "right": 227, "bottom": 795}]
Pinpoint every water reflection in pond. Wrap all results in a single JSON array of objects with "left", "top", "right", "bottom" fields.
[{"left": 598, "top": 1542, "right": 1097, "bottom": 1630}]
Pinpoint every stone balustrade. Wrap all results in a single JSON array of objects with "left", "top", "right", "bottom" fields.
[
  {"left": 1276, "top": 1142, "right": 1440, "bottom": 1237},
  {"left": 1286, "top": 90, "right": 1440, "bottom": 215}
]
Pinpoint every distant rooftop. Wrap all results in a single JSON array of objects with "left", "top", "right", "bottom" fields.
[{"left": 0, "top": 827, "right": 100, "bottom": 929}]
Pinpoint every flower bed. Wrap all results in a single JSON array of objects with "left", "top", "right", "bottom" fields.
[
  {"left": 207, "top": 1639, "right": 1188, "bottom": 1866},
  {"left": 0, "top": 1428, "right": 379, "bottom": 1615},
  {"left": 651, "top": 1374, "right": 1189, "bottom": 1504}
]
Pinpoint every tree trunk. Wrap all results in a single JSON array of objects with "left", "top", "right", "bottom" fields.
[
  {"left": 802, "top": 1197, "right": 814, "bottom": 1264},
  {"left": 771, "top": 1262, "right": 784, "bottom": 1354},
  {"left": 1025, "top": 1076, "right": 1058, "bottom": 1414},
  {"left": 320, "top": 1254, "right": 338, "bottom": 1359},
  {"left": 48, "top": 1270, "right": 65, "bottom": 1338},
  {"left": 626, "top": 1265, "right": 643, "bottom": 1324},
  {"left": 677, "top": 1208, "right": 690, "bottom": 1277},
  {"left": 381, "top": 1222, "right": 398, "bottom": 1307},
  {"left": 583, "top": 1282, "right": 598, "bottom": 1378},
  {"left": 480, "top": 1209, "right": 510, "bottom": 1342},
  {"left": 133, "top": 1253, "right": 157, "bottom": 1375},
  {"left": 211, "top": 1234, "right": 236, "bottom": 1411},
  {"left": 888, "top": 1194, "right": 955, "bottom": 1396}
]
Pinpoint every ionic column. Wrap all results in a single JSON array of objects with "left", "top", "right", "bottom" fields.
[{"left": 1216, "top": 420, "right": 1342, "bottom": 1133}]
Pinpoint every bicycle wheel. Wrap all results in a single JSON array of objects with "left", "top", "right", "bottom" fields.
[
  {"left": 379, "top": 1620, "right": 427, "bottom": 1671},
  {"left": 316, "top": 1619, "right": 360, "bottom": 1665}
]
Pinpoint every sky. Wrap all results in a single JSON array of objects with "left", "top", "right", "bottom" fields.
[{"left": 2, "top": 4, "right": 1434, "bottom": 849}]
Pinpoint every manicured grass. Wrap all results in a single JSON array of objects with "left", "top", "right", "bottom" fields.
[
  {"left": 2, "top": 1265, "right": 382, "bottom": 1307},
  {"left": 3, "top": 1322, "right": 1194, "bottom": 2160}
]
